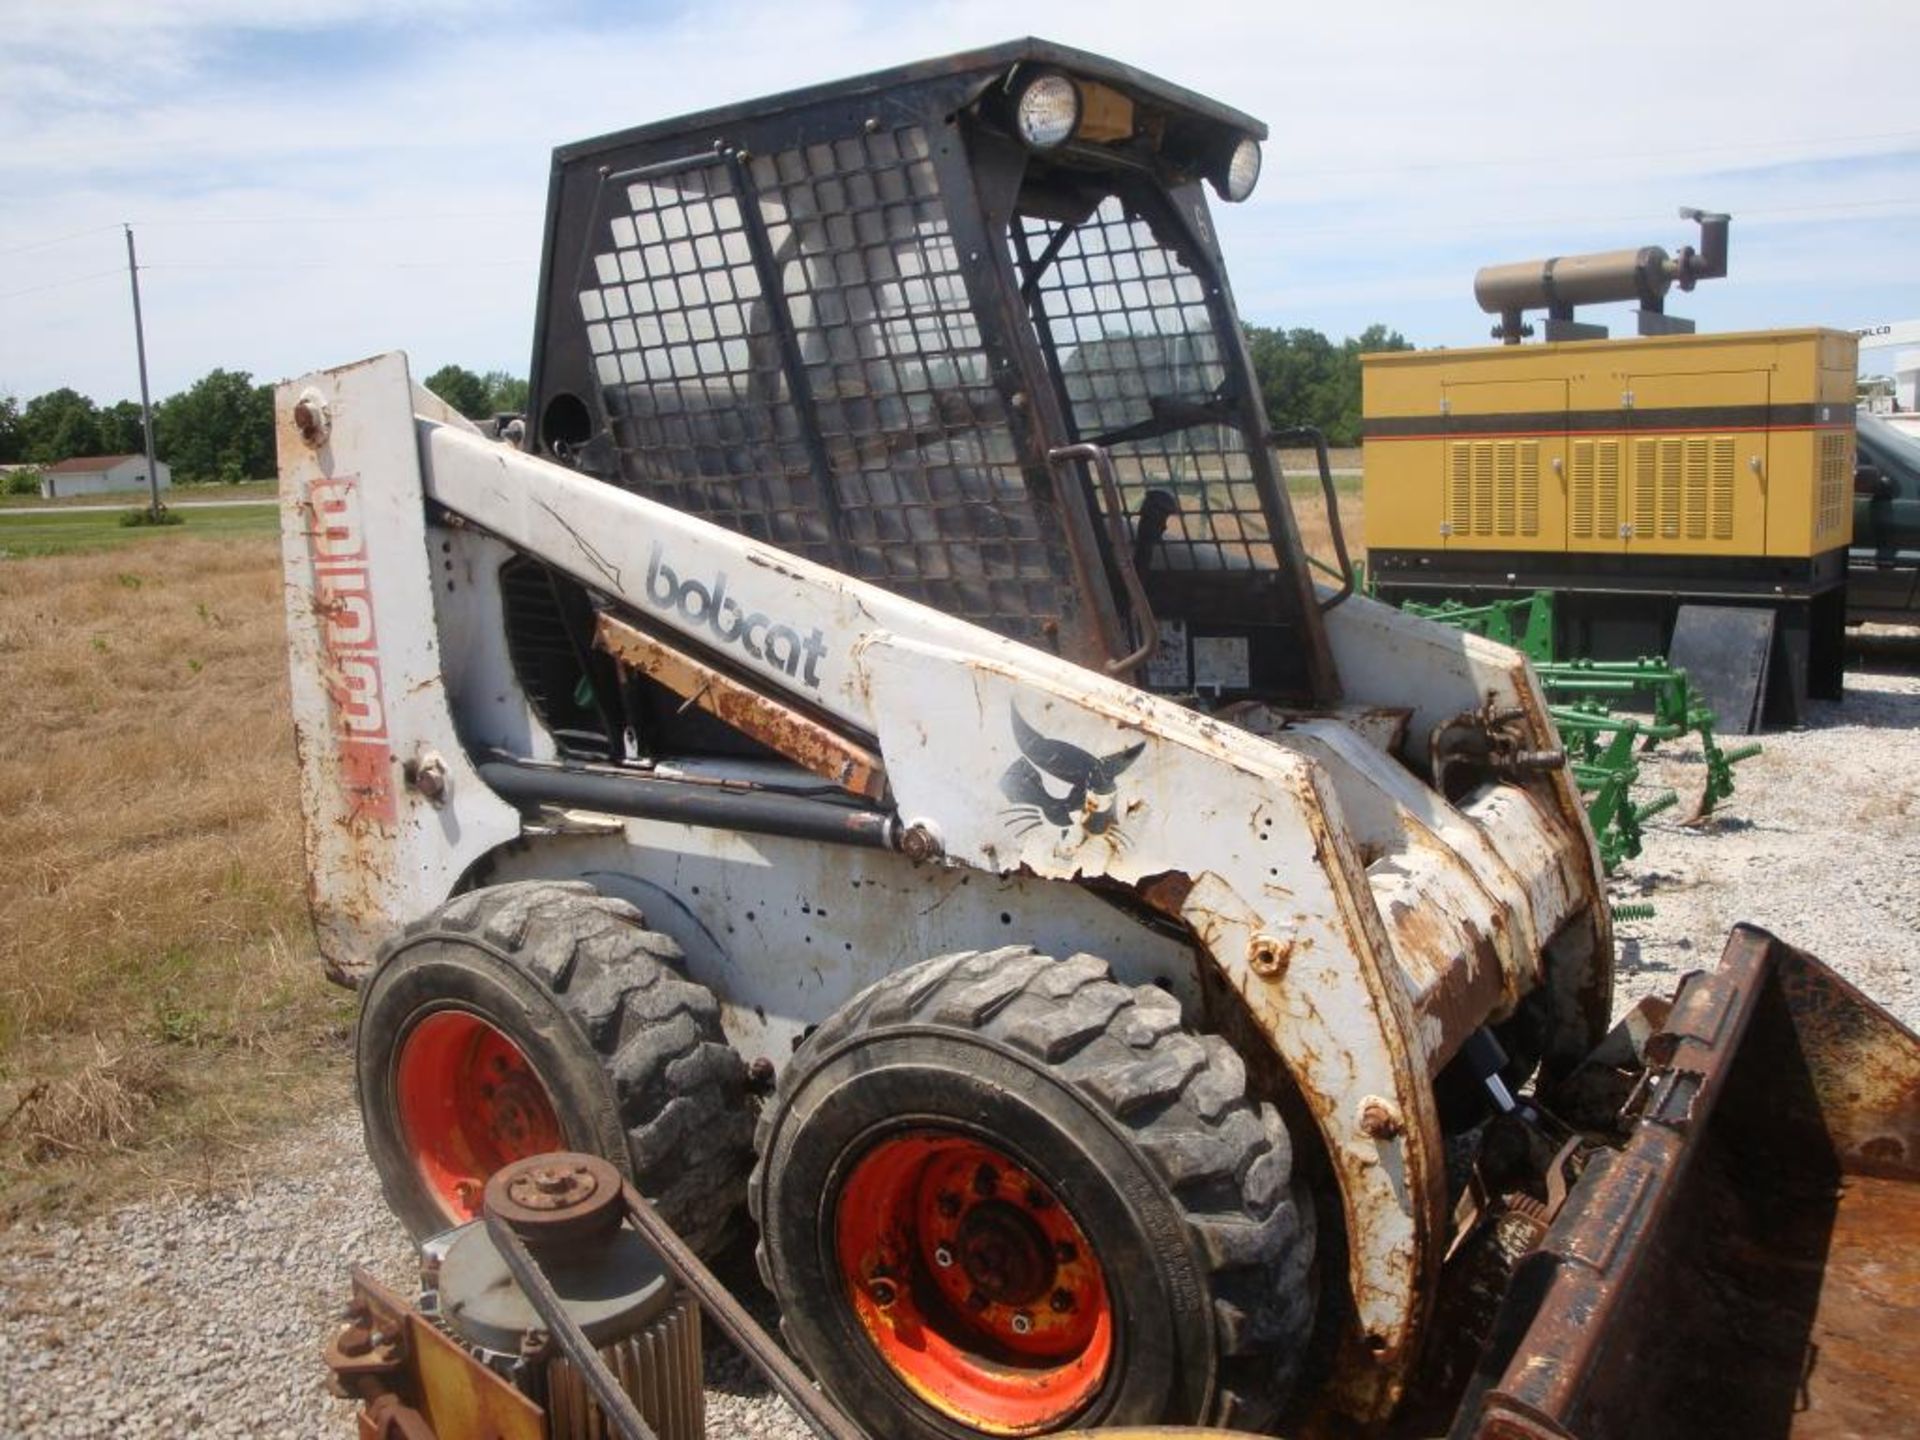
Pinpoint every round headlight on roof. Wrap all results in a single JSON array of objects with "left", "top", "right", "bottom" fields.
[
  {"left": 1014, "top": 72, "right": 1081, "bottom": 150},
  {"left": 1214, "top": 135, "right": 1262, "bottom": 203}
]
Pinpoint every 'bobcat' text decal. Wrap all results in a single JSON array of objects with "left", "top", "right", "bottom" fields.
[{"left": 645, "top": 543, "right": 828, "bottom": 689}]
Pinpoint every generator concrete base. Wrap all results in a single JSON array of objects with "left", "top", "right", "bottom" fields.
[{"left": 1370, "top": 547, "right": 1849, "bottom": 727}]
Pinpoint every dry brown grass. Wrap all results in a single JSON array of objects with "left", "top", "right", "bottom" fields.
[
  {"left": 6, "top": 1038, "right": 177, "bottom": 1162},
  {"left": 0, "top": 535, "right": 349, "bottom": 1219},
  {"left": 1293, "top": 483, "right": 1366, "bottom": 576}
]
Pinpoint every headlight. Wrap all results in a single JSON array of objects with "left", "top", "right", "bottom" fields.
[
  {"left": 1014, "top": 72, "right": 1081, "bottom": 150},
  {"left": 1214, "top": 135, "right": 1262, "bottom": 203}
]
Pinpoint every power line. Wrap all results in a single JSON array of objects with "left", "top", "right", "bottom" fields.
[
  {"left": 0, "top": 254, "right": 527, "bottom": 302},
  {"left": 0, "top": 267, "right": 125, "bottom": 302},
  {"left": 0, "top": 213, "right": 523, "bottom": 256},
  {"left": 141, "top": 259, "right": 527, "bottom": 272},
  {"left": 0, "top": 223, "right": 122, "bottom": 259},
  {"left": 136, "top": 211, "right": 524, "bottom": 227}
]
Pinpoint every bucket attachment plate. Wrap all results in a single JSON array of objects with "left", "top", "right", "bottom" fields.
[{"left": 1456, "top": 925, "right": 1920, "bottom": 1440}]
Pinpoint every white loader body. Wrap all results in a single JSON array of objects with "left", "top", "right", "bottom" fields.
[{"left": 281, "top": 352, "right": 1607, "bottom": 1420}]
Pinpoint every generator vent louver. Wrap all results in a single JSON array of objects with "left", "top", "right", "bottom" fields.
[
  {"left": 1710, "top": 436, "right": 1735, "bottom": 540},
  {"left": 1817, "top": 430, "right": 1850, "bottom": 543},
  {"left": 1445, "top": 440, "right": 1539, "bottom": 539},
  {"left": 1569, "top": 440, "right": 1621, "bottom": 540},
  {"left": 574, "top": 126, "right": 1075, "bottom": 650},
  {"left": 1572, "top": 436, "right": 1738, "bottom": 543}
]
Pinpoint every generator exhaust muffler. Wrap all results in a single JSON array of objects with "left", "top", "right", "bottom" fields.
[{"left": 1475, "top": 207, "right": 1730, "bottom": 343}]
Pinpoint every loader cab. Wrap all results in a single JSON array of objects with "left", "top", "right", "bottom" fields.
[{"left": 526, "top": 40, "right": 1338, "bottom": 717}]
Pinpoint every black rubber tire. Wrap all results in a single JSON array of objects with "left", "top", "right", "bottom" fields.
[
  {"left": 750, "top": 946, "right": 1316, "bottom": 1437},
  {"left": 356, "top": 879, "right": 752, "bottom": 1255}
]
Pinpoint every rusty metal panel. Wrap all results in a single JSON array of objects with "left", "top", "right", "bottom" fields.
[
  {"left": 326, "top": 1268, "right": 543, "bottom": 1440},
  {"left": 595, "top": 612, "right": 887, "bottom": 801},
  {"left": 856, "top": 636, "right": 1448, "bottom": 1420},
  {"left": 277, "top": 356, "right": 523, "bottom": 983},
  {"left": 1320, "top": 595, "right": 1613, "bottom": 1076},
  {"left": 1762, "top": 943, "right": 1920, "bottom": 1175},
  {"left": 410, "top": 1312, "right": 545, "bottom": 1440},
  {"left": 1456, "top": 926, "right": 1920, "bottom": 1440}
]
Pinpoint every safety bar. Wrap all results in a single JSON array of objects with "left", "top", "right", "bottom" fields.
[
  {"left": 1047, "top": 442, "right": 1161, "bottom": 676},
  {"left": 1272, "top": 426, "right": 1356, "bottom": 611}
]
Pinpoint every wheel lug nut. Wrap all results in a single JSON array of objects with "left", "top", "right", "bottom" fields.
[
  {"left": 932, "top": 1246, "right": 955, "bottom": 1269},
  {"left": 1010, "top": 1311, "right": 1033, "bottom": 1335},
  {"left": 868, "top": 1278, "right": 896, "bottom": 1307},
  {"left": 1050, "top": 1288, "right": 1074, "bottom": 1313}
]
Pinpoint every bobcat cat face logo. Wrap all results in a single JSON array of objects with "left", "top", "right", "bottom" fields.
[{"left": 999, "top": 705, "right": 1144, "bottom": 846}]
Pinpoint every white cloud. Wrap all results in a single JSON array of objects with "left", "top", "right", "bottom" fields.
[{"left": 2, "top": 0, "right": 1916, "bottom": 400}]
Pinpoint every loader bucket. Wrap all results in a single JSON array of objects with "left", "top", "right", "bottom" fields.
[{"left": 1456, "top": 925, "right": 1920, "bottom": 1440}]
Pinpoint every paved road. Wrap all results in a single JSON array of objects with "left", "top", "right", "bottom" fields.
[{"left": 0, "top": 498, "right": 276, "bottom": 516}]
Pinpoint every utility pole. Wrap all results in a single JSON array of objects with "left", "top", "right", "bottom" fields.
[{"left": 124, "top": 224, "right": 163, "bottom": 521}]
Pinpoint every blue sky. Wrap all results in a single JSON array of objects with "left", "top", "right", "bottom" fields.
[{"left": 2, "top": 0, "right": 1917, "bottom": 403}]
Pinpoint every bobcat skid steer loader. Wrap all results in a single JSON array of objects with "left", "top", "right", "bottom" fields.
[{"left": 289, "top": 41, "right": 1920, "bottom": 1440}]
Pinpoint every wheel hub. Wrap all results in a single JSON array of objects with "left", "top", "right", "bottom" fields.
[
  {"left": 834, "top": 1130, "right": 1112, "bottom": 1434},
  {"left": 956, "top": 1200, "right": 1055, "bottom": 1307},
  {"left": 394, "top": 1010, "right": 565, "bottom": 1225}
]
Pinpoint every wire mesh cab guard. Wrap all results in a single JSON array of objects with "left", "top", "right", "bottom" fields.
[{"left": 528, "top": 40, "right": 1337, "bottom": 705}]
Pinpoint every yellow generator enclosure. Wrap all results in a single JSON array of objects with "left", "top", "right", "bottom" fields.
[
  {"left": 1364, "top": 328, "right": 1855, "bottom": 558},
  {"left": 1362, "top": 328, "right": 1856, "bottom": 721}
]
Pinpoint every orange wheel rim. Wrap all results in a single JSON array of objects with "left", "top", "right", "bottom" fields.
[
  {"left": 395, "top": 1010, "right": 564, "bottom": 1225},
  {"left": 835, "top": 1130, "right": 1113, "bottom": 1434}
]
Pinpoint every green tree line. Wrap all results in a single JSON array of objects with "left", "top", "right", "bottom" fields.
[
  {"left": 0, "top": 331, "right": 1402, "bottom": 483},
  {"left": 1244, "top": 323, "right": 1412, "bottom": 447},
  {"left": 0, "top": 364, "right": 527, "bottom": 484}
]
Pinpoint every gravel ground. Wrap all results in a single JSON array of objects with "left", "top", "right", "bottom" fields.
[
  {"left": 1611, "top": 650, "right": 1920, "bottom": 1031},
  {"left": 0, "top": 1111, "right": 812, "bottom": 1439},
  {"left": 3, "top": 648, "right": 1915, "bottom": 1438}
]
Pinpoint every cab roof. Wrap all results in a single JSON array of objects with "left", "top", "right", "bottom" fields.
[{"left": 553, "top": 38, "right": 1267, "bottom": 165}]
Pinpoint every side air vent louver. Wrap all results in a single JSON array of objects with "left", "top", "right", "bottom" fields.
[{"left": 1445, "top": 439, "right": 1540, "bottom": 538}]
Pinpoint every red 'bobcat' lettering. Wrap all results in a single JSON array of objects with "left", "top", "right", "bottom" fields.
[{"left": 308, "top": 475, "right": 396, "bottom": 825}]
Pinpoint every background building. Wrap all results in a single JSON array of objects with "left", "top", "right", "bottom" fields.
[{"left": 37, "top": 454, "right": 171, "bottom": 499}]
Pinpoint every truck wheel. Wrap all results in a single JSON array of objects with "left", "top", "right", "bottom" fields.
[
  {"left": 751, "top": 947, "right": 1314, "bottom": 1437},
  {"left": 356, "top": 880, "right": 752, "bottom": 1255}
]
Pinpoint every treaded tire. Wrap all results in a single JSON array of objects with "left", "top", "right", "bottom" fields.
[
  {"left": 750, "top": 946, "right": 1315, "bottom": 1437},
  {"left": 356, "top": 880, "right": 752, "bottom": 1255}
]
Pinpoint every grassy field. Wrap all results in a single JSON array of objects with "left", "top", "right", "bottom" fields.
[
  {"left": 0, "top": 503, "right": 279, "bottom": 559},
  {"left": 0, "top": 532, "right": 349, "bottom": 1219},
  {"left": 0, "top": 479, "right": 280, "bottom": 511}
]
